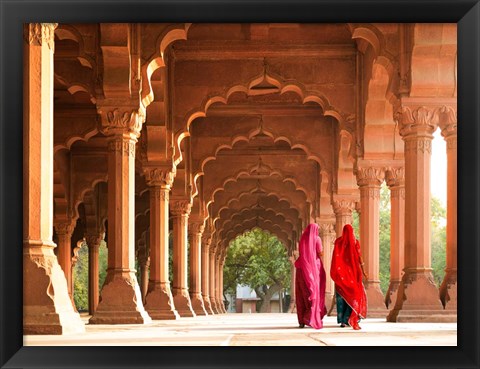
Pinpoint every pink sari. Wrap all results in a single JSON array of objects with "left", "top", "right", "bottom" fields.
[{"left": 294, "top": 223, "right": 327, "bottom": 329}]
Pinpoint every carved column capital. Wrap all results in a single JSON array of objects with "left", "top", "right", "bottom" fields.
[
  {"left": 394, "top": 105, "right": 437, "bottom": 137},
  {"left": 170, "top": 200, "right": 192, "bottom": 216},
  {"left": 144, "top": 167, "right": 175, "bottom": 188},
  {"left": 385, "top": 167, "right": 405, "bottom": 188},
  {"left": 356, "top": 166, "right": 385, "bottom": 187},
  {"left": 202, "top": 232, "right": 212, "bottom": 249},
  {"left": 98, "top": 107, "right": 144, "bottom": 138},
  {"left": 24, "top": 23, "right": 58, "bottom": 51},
  {"left": 332, "top": 199, "right": 355, "bottom": 216},
  {"left": 189, "top": 222, "right": 205, "bottom": 237},
  {"left": 85, "top": 234, "right": 103, "bottom": 250},
  {"left": 318, "top": 222, "right": 335, "bottom": 236},
  {"left": 440, "top": 115, "right": 457, "bottom": 150},
  {"left": 54, "top": 222, "right": 74, "bottom": 236}
]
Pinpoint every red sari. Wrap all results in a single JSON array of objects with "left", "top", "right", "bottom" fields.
[
  {"left": 294, "top": 224, "right": 327, "bottom": 329},
  {"left": 330, "top": 224, "right": 367, "bottom": 329}
]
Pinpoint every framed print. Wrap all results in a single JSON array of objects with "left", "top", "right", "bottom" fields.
[{"left": 1, "top": 0, "right": 479, "bottom": 368}]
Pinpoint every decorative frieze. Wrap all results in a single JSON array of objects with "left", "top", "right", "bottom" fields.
[
  {"left": 108, "top": 139, "right": 136, "bottom": 157},
  {"left": 390, "top": 187, "right": 406, "bottom": 199},
  {"left": 24, "top": 23, "right": 57, "bottom": 51},
  {"left": 360, "top": 187, "right": 380, "bottom": 200},
  {"left": 404, "top": 138, "right": 432, "bottom": 154}
]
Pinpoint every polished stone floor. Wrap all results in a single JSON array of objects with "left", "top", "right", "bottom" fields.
[{"left": 24, "top": 313, "right": 457, "bottom": 346}]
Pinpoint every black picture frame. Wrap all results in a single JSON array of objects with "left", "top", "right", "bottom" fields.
[{"left": 1, "top": 0, "right": 479, "bottom": 368}]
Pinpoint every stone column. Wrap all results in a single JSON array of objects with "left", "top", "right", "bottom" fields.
[
  {"left": 188, "top": 223, "right": 207, "bottom": 315},
  {"left": 23, "top": 23, "right": 84, "bottom": 334},
  {"left": 287, "top": 258, "right": 296, "bottom": 313},
  {"left": 332, "top": 199, "right": 355, "bottom": 237},
  {"left": 215, "top": 255, "right": 223, "bottom": 313},
  {"left": 439, "top": 120, "right": 457, "bottom": 311},
  {"left": 86, "top": 234, "right": 102, "bottom": 314},
  {"left": 387, "top": 102, "right": 448, "bottom": 322},
  {"left": 54, "top": 222, "right": 75, "bottom": 305},
  {"left": 171, "top": 200, "right": 196, "bottom": 317},
  {"left": 143, "top": 169, "right": 179, "bottom": 319},
  {"left": 219, "top": 257, "right": 227, "bottom": 313},
  {"left": 318, "top": 221, "right": 336, "bottom": 312},
  {"left": 89, "top": 108, "right": 151, "bottom": 325},
  {"left": 137, "top": 237, "right": 150, "bottom": 305},
  {"left": 209, "top": 247, "right": 219, "bottom": 313},
  {"left": 330, "top": 198, "right": 355, "bottom": 314},
  {"left": 357, "top": 167, "right": 387, "bottom": 316},
  {"left": 201, "top": 233, "right": 213, "bottom": 314},
  {"left": 385, "top": 168, "right": 405, "bottom": 309}
]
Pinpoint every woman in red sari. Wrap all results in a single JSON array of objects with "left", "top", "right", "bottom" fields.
[
  {"left": 294, "top": 223, "right": 327, "bottom": 329},
  {"left": 330, "top": 224, "right": 367, "bottom": 330}
]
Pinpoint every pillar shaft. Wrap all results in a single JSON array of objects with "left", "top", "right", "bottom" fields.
[
  {"left": 189, "top": 224, "right": 207, "bottom": 315},
  {"left": 136, "top": 237, "right": 149, "bottom": 305},
  {"left": 318, "top": 222, "right": 336, "bottom": 311},
  {"left": 89, "top": 109, "right": 151, "bottom": 325},
  {"left": 23, "top": 23, "right": 84, "bottom": 334},
  {"left": 171, "top": 200, "right": 195, "bottom": 317},
  {"left": 287, "top": 261, "right": 296, "bottom": 313},
  {"left": 440, "top": 125, "right": 457, "bottom": 310},
  {"left": 357, "top": 167, "right": 387, "bottom": 316},
  {"left": 143, "top": 172, "right": 179, "bottom": 320},
  {"left": 209, "top": 250, "right": 219, "bottom": 313},
  {"left": 385, "top": 168, "right": 405, "bottom": 308},
  {"left": 388, "top": 102, "right": 450, "bottom": 322},
  {"left": 201, "top": 235, "right": 213, "bottom": 314},
  {"left": 86, "top": 234, "right": 102, "bottom": 314},
  {"left": 55, "top": 224, "right": 74, "bottom": 302},
  {"left": 219, "top": 259, "right": 226, "bottom": 313}
]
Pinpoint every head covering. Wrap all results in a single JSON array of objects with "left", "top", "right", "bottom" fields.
[
  {"left": 330, "top": 224, "right": 367, "bottom": 322},
  {"left": 295, "top": 223, "right": 326, "bottom": 329}
]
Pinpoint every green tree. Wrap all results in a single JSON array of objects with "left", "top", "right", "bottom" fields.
[
  {"left": 430, "top": 197, "right": 447, "bottom": 286},
  {"left": 73, "top": 242, "right": 89, "bottom": 311},
  {"left": 224, "top": 228, "right": 291, "bottom": 313},
  {"left": 378, "top": 183, "right": 391, "bottom": 294}
]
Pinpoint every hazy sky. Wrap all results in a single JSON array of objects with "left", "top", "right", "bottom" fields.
[{"left": 431, "top": 129, "right": 447, "bottom": 206}]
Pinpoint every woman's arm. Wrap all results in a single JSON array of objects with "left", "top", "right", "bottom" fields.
[{"left": 316, "top": 237, "right": 324, "bottom": 258}]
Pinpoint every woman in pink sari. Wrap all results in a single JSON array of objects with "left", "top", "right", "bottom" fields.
[{"left": 294, "top": 223, "right": 327, "bottom": 329}]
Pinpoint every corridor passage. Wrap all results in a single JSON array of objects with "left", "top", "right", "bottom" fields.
[{"left": 24, "top": 313, "right": 457, "bottom": 346}]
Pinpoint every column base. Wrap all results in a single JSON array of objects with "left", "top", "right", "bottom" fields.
[
  {"left": 202, "top": 295, "right": 214, "bottom": 314},
  {"left": 190, "top": 293, "right": 208, "bottom": 315},
  {"left": 385, "top": 280, "right": 401, "bottom": 309},
  {"left": 23, "top": 243, "right": 85, "bottom": 335},
  {"left": 144, "top": 281, "right": 180, "bottom": 320},
  {"left": 89, "top": 271, "right": 152, "bottom": 324},
  {"left": 387, "top": 270, "right": 451, "bottom": 322},
  {"left": 439, "top": 269, "right": 457, "bottom": 311},
  {"left": 324, "top": 292, "right": 334, "bottom": 316},
  {"left": 211, "top": 298, "right": 220, "bottom": 314},
  {"left": 327, "top": 294, "right": 337, "bottom": 316},
  {"left": 172, "top": 288, "right": 196, "bottom": 317},
  {"left": 364, "top": 281, "right": 389, "bottom": 318},
  {"left": 287, "top": 300, "right": 296, "bottom": 314}
]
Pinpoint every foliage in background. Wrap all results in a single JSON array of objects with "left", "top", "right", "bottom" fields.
[
  {"left": 224, "top": 228, "right": 291, "bottom": 312},
  {"left": 73, "top": 240, "right": 108, "bottom": 311}
]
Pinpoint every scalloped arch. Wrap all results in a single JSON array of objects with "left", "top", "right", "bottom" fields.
[{"left": 175, "top": 76, "right": 342, "bottom": 167}]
